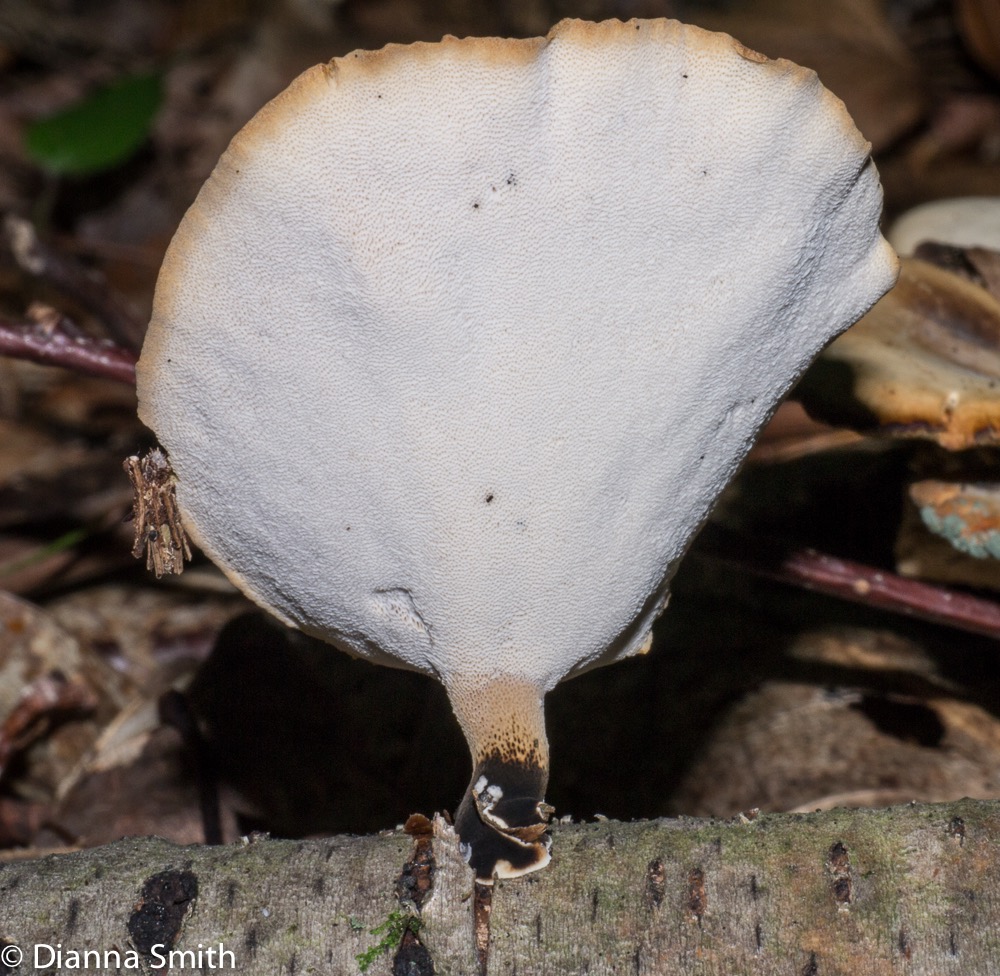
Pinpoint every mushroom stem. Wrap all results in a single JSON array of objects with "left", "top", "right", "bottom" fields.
[{"left": 447, "top": 677, "right": 553, "bottom": 882}]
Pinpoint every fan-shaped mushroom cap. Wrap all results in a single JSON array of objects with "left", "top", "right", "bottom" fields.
[{"left": 137, "top": 17, "right": 896, "bottom": 879}]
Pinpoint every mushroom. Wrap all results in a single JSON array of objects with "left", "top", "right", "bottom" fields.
[
  {"left": 889, "top": 196, "right": 1000, "bottom": 256},
  {"left": 136, "top": 18, "right": 897, "bottom": 881},
  {"left": 796, "top": 256, "right": 1000, "bottom": 450}
]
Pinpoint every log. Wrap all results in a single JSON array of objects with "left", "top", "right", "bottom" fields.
[{"left": 1, "top": 800, "right": 998, "bottom": 975}]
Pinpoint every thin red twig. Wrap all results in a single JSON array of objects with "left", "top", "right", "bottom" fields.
[
  {"left": 0, "top": 314, "right": 137, "bottom": 385},
  {"left": 772, "top": 547, "right": 1000, "bottom": 641},
  {"left": 704, "top": 529, "right": 1000, "bottom": 643}
]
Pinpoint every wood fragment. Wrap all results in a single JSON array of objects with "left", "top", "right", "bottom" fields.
[
  {"left": 123, "top": 450, "right": 191, "bottom": 577},
  {"left": 473, "top": 880, "right": 492, "bottom": 976}
]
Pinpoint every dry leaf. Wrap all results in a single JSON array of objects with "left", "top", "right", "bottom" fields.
[{"left": 0, "top": 592, "right": 120, "bottom": 809}]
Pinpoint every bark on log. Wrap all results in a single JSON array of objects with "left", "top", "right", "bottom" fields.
[{"left": 1, "top": 799, "right": 999, "bottom": 975}]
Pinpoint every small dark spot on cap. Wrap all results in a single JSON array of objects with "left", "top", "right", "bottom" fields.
[
  {"left": 682, "top": 73, "right": 688, "bottom": 79},
  {"left": 472, "top": 202, "right": 480, "bottom": 209},
  {"left": 485, "top": 494, "right": 494, "bottom": 504}
]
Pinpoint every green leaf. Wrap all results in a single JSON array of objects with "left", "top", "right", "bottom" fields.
[{"left": 25, "top": 72, "right": 163, "bottom": 176}]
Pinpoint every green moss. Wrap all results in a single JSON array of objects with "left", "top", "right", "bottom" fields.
[{"left": 355, "top": 910, "right": 421, "bottom": 972}]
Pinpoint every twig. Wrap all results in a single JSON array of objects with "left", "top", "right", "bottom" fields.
[
  {"left": 0, "top": 312, "right": 137, "bottom": 385},
  {"left": 3, "top": 214, "right": 144, "bottom": 349},
  {"left": 702, "top": 528, "right": 1000, "bottom": 642}
]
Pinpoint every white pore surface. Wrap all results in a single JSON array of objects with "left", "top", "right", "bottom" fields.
[
  {"left": 888, "top": 197, "right": 1000, "bottom": 255},
  {"left": 138, "top": 19, "right": 897, "bottom": 691}
]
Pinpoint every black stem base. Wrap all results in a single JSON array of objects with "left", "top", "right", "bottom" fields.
[{"left": 454, "top": 754, "right": 552, "bottom": 882}]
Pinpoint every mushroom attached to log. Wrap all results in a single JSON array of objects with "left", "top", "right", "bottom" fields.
[{"left": 136, "top": 18, "right": 897, "bottom": 881}]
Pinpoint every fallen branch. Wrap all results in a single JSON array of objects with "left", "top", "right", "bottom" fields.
[{"left": 0, "top": 801, "right": 996, "bottom": 975}]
